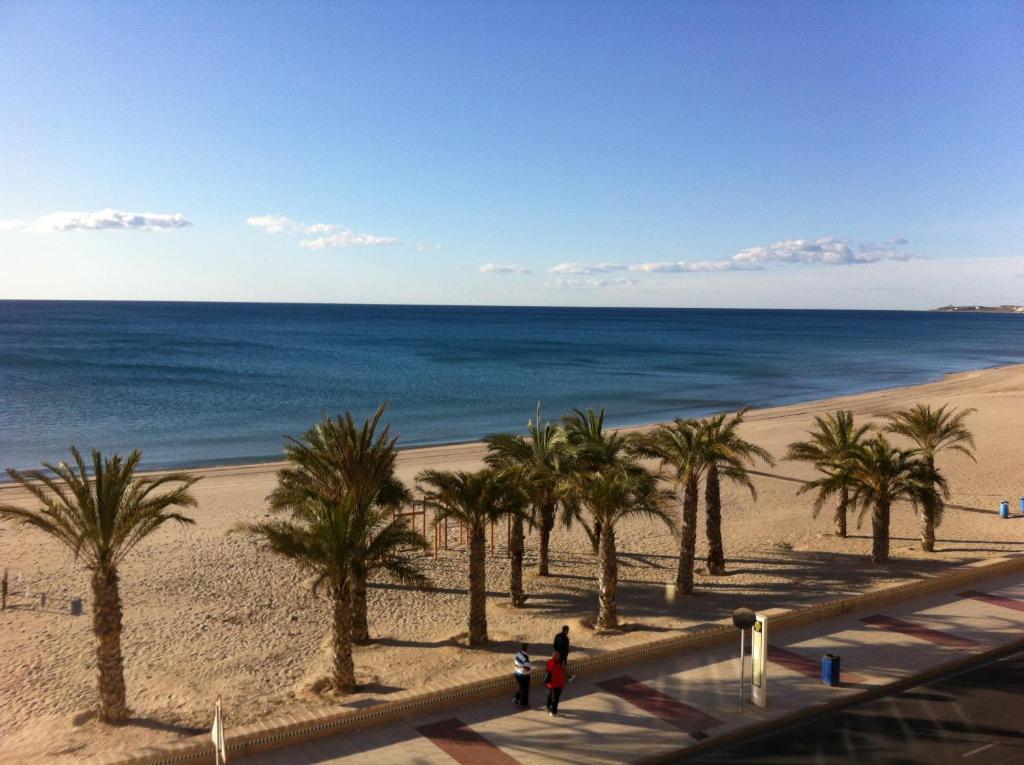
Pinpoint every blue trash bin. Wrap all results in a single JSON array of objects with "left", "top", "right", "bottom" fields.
[
  {"left": 1019, "top": 497, "right": 1023, "bottom": 514},
  {"left": 822, "top": 654, "right": 841, "bottom": 686},
  {"left": 1000, "top": 501, "right": 1010, "bottom": 519}
]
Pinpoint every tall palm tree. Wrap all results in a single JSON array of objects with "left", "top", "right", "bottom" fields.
[
  {"left": 883, "top": 404, "right": 976, "bottom": 552},
  {"left": 236, "top": 498, "right": 427, "bottom": 692},
  {"left": 269, "top": 405, "right": 425, "bottom": 643},
  {"left": 561, "top": 466, "right": 676, "bottom": 629},
  {"left": 0, "top": 448, "right": 198, "bottom": 723},
  {"left": 786, "top": 410, "right": 872, "bottom": 538},
  {"left": 698, "top": 407, "right": 774, "bottom": 575},
  {"left": 417, "top": 468, "right": 526, "bottom": 645},
  {"left": 484, "top": 404, "right": 568, "bottom": 579},
  {"left": 843, "top": 435, "right": 947, "bottom": 562},
  {"left": 562, "top": 407, "right": 637, "bottom": 550},
  {"left": 634, "top": 419, "right": 706, "bottom": 596}
]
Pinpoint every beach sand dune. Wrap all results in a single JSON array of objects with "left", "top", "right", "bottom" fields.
[{"left": 2, "top": 365, "right": 1023, "bottom": 762}]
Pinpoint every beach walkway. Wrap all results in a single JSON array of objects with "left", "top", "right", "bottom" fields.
[{"left": 231, "top": 567, "right": 1024, "bottom": 765}]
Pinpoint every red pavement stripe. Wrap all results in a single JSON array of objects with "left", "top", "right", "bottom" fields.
[
  {"left": 416, "top": 718, "right": 522, "bottom": 765},
  {"left": 767, "top": 644, "right": 866, "bottom": 684},
  {"left": 597, "top": 675, "right": 724, "bottom": 737},
  {"left": 958, "top": 589, "right": 1024, "bottom": 613},
  {"left": 858, "top": 614, "right": 980, "bottom": 649}
]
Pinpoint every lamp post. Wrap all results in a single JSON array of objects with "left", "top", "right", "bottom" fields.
[{"left": 732, "top": 607, "right": 756, "bottom": 713}]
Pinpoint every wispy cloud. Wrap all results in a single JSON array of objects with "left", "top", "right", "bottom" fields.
[
  {"left": 480, "top": 263, "right": 530, "bottom": 274},
  {"left": 2, "top": 209, "right": 191, "bottom": 232},
  {"left": 731, "top": 237, "right": 915, "bottom": 265},
  {"left": 416, "top": 242, "right": 445, "bottom": 252},
  {"left": 628, "top": 260, "right": 761, "bottom": 273},
  {"left": 546, "top": 237, "right": 917, "bottom": 277},
  {"left": 299, "top": 231, "right": 400, "bottom": 249},
  {"left": 555, "top": 277, "right": 637, "bottom": 289},
  {"left": 246, "top": 215, "right": 300, "bottom": 234},
  {"left": 248, "top": 213, "right": 399, "bottom": 248},
  {"left": 547, "top": 262, "right": 627, "bottom": 275}
]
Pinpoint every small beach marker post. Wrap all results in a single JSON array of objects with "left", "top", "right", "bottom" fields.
[{"left": 732, "top": 607, "right": 756, "bottom": 713}]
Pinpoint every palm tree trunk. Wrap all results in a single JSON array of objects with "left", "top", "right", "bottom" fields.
[
  {"left": 509, "top": 516, "right": 526, "bottom": 607},
  {"left": 597, "top": 525, "right": 618, "bottom": 629},
  {"left": 675, "top": 473, "right": 699, "bottom": 596},
  {"left": 468, "top": 525, "right": 488, "bottom": 645},
  {"left": 592, "top": 520, "right": 603, "bottom": 554},
  {"left": 537, "top": 501, "right": 555, "bottom": 576},
  {"left": 331, "top": 582, "right": 355, "bottom": 693},
  {"left": 705, "top": 464, "right": 727, "bottom": 575},
  {"left": 920, "top": 456, "right": 936, "bottom": 552},
  {"left": 835, "top": 486, "right": 848, "bottom": 538},
  {"left": 349, "top": 569, "right": 370, "bottom": 644},
  {"left": 920, "top": 503, "right": 936, "bottom": 552},
  {"left": 871, "top": 499, "right": 890, "bottom": 563},
  {"left": 91, "top": 568, "right": 128, "bottom": 723}
]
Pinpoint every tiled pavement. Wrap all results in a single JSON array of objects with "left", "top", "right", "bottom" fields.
[{"left": 236, "top": 570, "right": 1024, "bottom": 765}]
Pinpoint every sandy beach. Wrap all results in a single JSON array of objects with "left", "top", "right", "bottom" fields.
[{"left": 2, "top": 364, "right": 1024, "bottom": 763}]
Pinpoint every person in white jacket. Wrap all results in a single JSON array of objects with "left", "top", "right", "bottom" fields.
[{"left": 513, "top": 643, "right": 531, "bottom": 708}]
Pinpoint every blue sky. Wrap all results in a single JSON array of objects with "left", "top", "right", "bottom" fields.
[{"left": 1, "top": 0, "right": 1021, "bottom": 308}]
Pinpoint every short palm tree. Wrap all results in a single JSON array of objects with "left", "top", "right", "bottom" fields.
[
  {"left": 236, "top": 497, "right": 427, "bottom": 692},
  {"left": 0, "top": 448, "right": 198, "bottom": 723},
  {"left": 484, "top": 404, "right": 568, "bottom": 580},
  {"left": 269, "top": 405, "right": 424, "bottom": 643},
  {"left": 634, "top": 419, "right": 706, "bottom": 596},
  {"left": 561, "top": 466, "right": 676, "bottom": 629},
  {"left": 698, "top": 407, "right": 774, "bottom": 575},
  {"left": 562, "top": 407, "right": 637, "bottom": 550},
  {"left": 883, "top": 404, "right": 976, "bottom": 552},
  {"left": 845, "top": 435, "right": 947, "bottom": 563},
  {"left": 786, "top": 410, "right": 872, "bottom": 538},
  {"left": 417, "top": 468, "right": 526, "bottom": 645}
]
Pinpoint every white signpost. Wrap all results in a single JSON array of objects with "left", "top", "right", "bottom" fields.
[{"left": 751, "top": 613, "right": 768, "bottom": 708}]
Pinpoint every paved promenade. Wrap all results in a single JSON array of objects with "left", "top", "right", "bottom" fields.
[{"left": 231, "top": 568, "right": 1024, "bottom": 765}]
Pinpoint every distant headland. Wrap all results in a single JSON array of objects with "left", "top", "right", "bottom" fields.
[{"left": 933, "top": 305, "right": 1024, "bottom": 313}]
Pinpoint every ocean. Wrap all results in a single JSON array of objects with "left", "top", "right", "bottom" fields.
[{"left": 2, "top": 300, "right": 1023, "bottom": 473}]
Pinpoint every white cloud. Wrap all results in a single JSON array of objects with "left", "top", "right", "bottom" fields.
[
  {"left": 2, "top": 209, "right": 191, "bottom": 232},
  {"left": 628, "top": 260, "right": 762, "bottom": 273},
  {"left": 731, "top": 236, "right": 916, "bottom": 265},
  {"left": 480, "top": 263, "right": 530, "bottom": 274},
  {"left": 249, "top": 213, "right": 399, "bottom": 248},
  {"left": 303, "top": 222, "right": 339, "bottom": 234},
  {"left": 546, "top": 262, "right": 627, "bottom": 275},
  {"left": 416, "top": 242, "right": 445, "bottom": 252},
  {"left": 246, "top": 215, "right": 299, "bottom": 234},
  {"left": 555, "top": 277, "right": 637, "bottom": 289},
  {"left": 299, "top": 230, "right": 400, "bottom": 249}
]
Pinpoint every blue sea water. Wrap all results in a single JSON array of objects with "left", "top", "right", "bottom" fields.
[{"left": 2, "top": 300, "right": 1023, "bottom": 473}]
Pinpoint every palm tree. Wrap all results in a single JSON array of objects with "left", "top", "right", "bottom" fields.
[
  {"left": 417, "top": 468, "right": 526, "bottom": 645},
  {"left": 786, "top": 410, "right": 872, "bottom": 538},
  {"left": 698, "top": 407, "right": 774, "bottom": 575},
  {"left": 844, "top": 435, "right": 947, "bottom": 562},
  {"left": 0, "top": 448, "right": 198, "bottom": 723},
  {"left": 236, "top": 498, "right": 427, "bottom": 692},
  {"left": 883, "top": 404, "right": 976, "bottom": 552},
  {"left": 562, "top": 408, "right": 637, "bottom": 550},
  {"left": 269, "top": 405, "right": 424, "bottom": 643},
  {"left": 634, "top": 419, "right": 706, "bottom": 596},
  {"left": 484, "top": 404, "right": 568, "bottom": 579},
  {"left": 561, "top": 466, "right": 676, "bottom": 629}
]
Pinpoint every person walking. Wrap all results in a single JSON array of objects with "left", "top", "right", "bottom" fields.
[
  {"left": 553, "top": 624, "right": 575, "bottom": 680},
  {"left": 513, "top": 643, "right": 531, "bottom": 708},
  {"left": 544, "top": 650, "right": 566, "bottom": 716}
]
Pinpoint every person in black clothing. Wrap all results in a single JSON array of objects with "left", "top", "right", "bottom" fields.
[{"left": 553, "top": 625, "right": 575, "bottom": 680}]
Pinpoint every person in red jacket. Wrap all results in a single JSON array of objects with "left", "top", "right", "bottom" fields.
[{"left": 545, "top": 650, "right": 566, "bottom": 716}]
